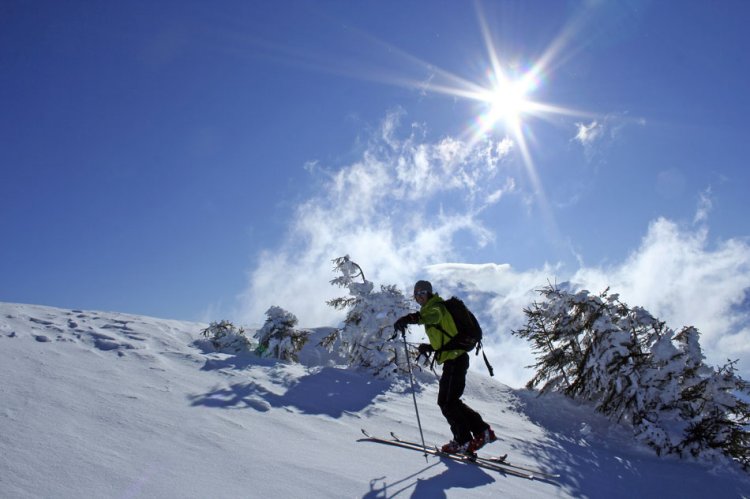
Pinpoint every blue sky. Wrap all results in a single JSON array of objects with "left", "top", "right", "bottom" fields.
[{"left": 2, "top": 1, "right": 750, "bottom": 382}]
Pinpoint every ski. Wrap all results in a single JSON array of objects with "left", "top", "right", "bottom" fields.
[
  {"left": 359, "top": 429, "right": 535, "bottom": 480},
  {"left": 389, "top": 431, "right": 560, "bottom": 479}
]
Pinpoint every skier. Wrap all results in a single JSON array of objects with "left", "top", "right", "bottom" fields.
[{"left": 394, "top": 280, "right": 496, "bottom": 455}]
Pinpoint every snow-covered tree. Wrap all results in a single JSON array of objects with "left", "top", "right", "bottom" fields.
[
  {"left": 255, "top": 306, "right": 309, "bottom": 362},
  {"left": 632, "top": 326, "right": 685, "bottom": 455},
  {"left": 323, "top": 255, "right": 412, "bottom": 377},
  {"left": 515, "top": 283, "right": 750, "bottom": 469},
  {"left": 516, "top": 287, "right": 648, "bottom": 421},
  {"left": 513, "top": 286, "right": 591, "bottom": 395},
  {"left": 673, "top": 354, "right": 750, "bottom": 466},
  {"left": 200, "top": 320, "right": 252, "bottom": 353}
]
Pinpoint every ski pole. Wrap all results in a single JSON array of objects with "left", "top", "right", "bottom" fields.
[{"left": 401, "top": 328, "right": 428, "bottom": 459}]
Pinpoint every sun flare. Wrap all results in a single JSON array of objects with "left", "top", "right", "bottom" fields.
[
  {"left": 478, "top": 72, "right": 538, "bottom": 130},
  {"left": 340, "top": 3, "right": 594, "bottom": 234}
]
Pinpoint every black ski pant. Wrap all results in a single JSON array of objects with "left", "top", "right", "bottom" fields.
[{"left": 437, "top": 353, "right": 489, "bottom": 444}]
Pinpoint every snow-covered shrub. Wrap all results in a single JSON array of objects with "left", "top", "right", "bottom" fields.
[
  {"left": 254, "top": 306, "right": 309, "bottom": 362},
  {"left": 515, "top": 284, "right": 750, "bottom": 469},
  {"left": 672, "top": 357, "right": 750, "bottom": 467},
  {"left": 323, "top": 255, "right": 412, "bottom": 377},
  {"left": 200, "top": 320, "right": 252, "bottom": 353}
]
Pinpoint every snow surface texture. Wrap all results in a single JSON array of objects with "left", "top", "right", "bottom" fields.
[{"left": 1, "top": 302, "right": 749, "bottom": 498}]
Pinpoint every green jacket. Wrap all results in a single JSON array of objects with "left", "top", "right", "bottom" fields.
[{"left": 418, "top": 294, "right": 466, "bottom": 364}]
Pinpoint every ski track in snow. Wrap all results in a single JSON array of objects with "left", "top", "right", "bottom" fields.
[{"left": 1, "top": 301, "right": 750, "bottom": 498}]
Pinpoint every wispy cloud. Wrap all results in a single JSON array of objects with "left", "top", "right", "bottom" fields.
[
  {"left": 694, "top": 187, "right": 713, "bottom": 225},
  {"left": 238, "top": 110, "right": 516, "bottom": 327},
  {"left": 573, "top": 112, "right": 645, "bottom": 161},
  {"left": 574, "top": 120, "right": 603, "bottom": 146}
]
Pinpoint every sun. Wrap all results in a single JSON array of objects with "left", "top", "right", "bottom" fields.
[{"left": 478, "top": 72, "right": 538, "bottom": 130}]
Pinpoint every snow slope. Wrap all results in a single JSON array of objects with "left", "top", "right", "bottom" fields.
[{"left": 1, "top": 302, "right": 749, "bottom": 498}]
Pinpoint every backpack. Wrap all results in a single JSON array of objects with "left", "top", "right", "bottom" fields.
[
  {"left": 440, "top": 297, "right": 482, "bottom": 352},
  {"left": 437, "top": 297, "right": 495, "bottom": 376}
]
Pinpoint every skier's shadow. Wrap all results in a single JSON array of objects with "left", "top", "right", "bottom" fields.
[
  {"left": 363, "top": 457, "right": 494, "bottom": 499},
  {"left": 410, "top": 458, "right": 495, "bottom": 498}
]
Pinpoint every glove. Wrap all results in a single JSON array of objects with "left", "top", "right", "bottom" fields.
[
  {"left": 393, "top": 312, "right": 420, "bottom": 333},
  {"left": 417, "top": 343, "right": 434, "bottom": 356}
]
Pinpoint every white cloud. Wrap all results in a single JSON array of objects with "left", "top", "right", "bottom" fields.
[
  {"left": 574, "top": 120, "right": 604, "bottom": 162},
  {"left": 571, "top": 216, "right": 750, "bottom": 375},
  {"left": 574, "top": 120, "right": 602, "bottom": 145},
  {"left": 573, "top": 113, "right": 645, "bottom": 161},
  {"left": 694, "top": 187, "right": 713, "bottom": 225},
  {"left": 238, "top": 111, "right": 515, "bottom": 328},
  {"left": 485, "top": 177, "right": 516, "bottom": 205}
]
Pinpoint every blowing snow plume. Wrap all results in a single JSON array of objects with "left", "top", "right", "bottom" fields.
[{"left": 239, "top": 110, "right": 517, "bottom": 328}]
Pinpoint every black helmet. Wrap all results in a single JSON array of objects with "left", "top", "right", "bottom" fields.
[{"left": 413, "top": 280, "right": 433, "bottom": 297}]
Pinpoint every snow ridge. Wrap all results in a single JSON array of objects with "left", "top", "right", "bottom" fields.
[{"left": 1, "top": 302, "right": 749, "bottom": 498}]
